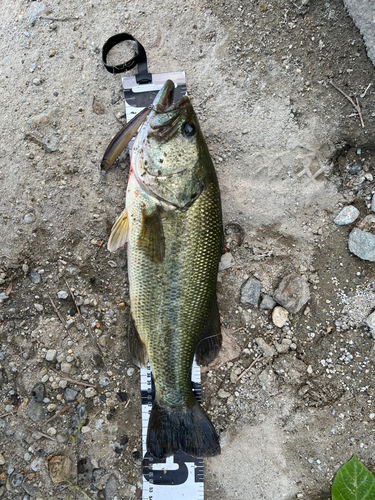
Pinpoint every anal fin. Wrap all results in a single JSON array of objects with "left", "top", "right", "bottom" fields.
[
  {"left": 108, "top": 208, "right": 129, "bottom": 252},
  {"left": 195, "top": 295, "right": 222, "bottom": 366},
  {"left": 128, "top": 314, "right": 148, "bottom": 367}
]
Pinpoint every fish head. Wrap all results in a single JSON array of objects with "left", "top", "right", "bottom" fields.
[{"left": 132, "top": 80, "right": 213, "bottom": 209}]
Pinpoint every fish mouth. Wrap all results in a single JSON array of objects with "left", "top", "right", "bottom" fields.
[{"left": 152, "top": 80, "right": 189, "bottom": 115}]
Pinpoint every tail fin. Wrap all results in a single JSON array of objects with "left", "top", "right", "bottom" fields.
[{"left": 147, "top": 399, "right": 221, "bottom": 459}]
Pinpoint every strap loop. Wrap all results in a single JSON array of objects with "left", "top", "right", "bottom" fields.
[{"left": 102, "top": 33, "right": 152, "bottom": 84}]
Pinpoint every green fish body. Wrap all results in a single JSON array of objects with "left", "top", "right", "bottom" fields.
[{"left": 108, "top": 80, "right": 222, "bottom": 459}]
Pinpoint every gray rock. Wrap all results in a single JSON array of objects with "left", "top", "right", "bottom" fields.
[
  {"left": 274, "top": 273, "right": 310, "bottom": 313},
  {"left": 0, "top": 293, "right": 9, "bottom": 300},
  {"left": 30, "top": 270, "right": 41, "bottom": 284},
  {"left": 57, "top": 291, "right": 69, "bottom": 300},
  {"left": 371, "top": 194, "right": 375, "bottom": 213},
  {"left": 24, "top": 213, "right": 36, "bottom": 224},
  {"left": 274, "top": 339, "right": 291, "bottom": 354},
  {"left": 272, "top": 354, "right": 307, "bottom": 386},
  {"left": 258, "top": 368, "right": 279, "bottom": 395},
  {"left": 28, "top": 2, "right": 46, "bottom": 25},
  {"left": 99, "top": 377, "right": 110, "bottom": 387},
  {"left": 44, "top": 135, "right": 59, "bottom": 153},
  {"left": 219, "top": 252, "right": 234, "bottom": 271},
  {"left": 334, "top": 205, "right": 360, "bottom": 225},
  {"left": 348, "top": 228, "right": 375, "bottom": 261},
  {"left": 259, "top": 294, "right": 276, "bottom": 310},
  {"left": 27, "top": 399, "right": 45, "bottom": 423},
  {"left": 344, "top": 0, "right": 375, "bottom": 67},
  {"left": 365, "top": 311, "right": 375, "bottom": 339},
  {"left": 45, "top": 349, "right": 57, "bottom": 362},
  {"left": 10, "top": 472, "right": 23, "bottom": 488},
  {"left": 34, "top": 303, "right": 43, "bottom": 312},
  {"left": 64, "top": 387, "right": 79, "bottom": 403},
  {"left": 31, "top": 383, "right": 45, "bottom": 402},
  {"left": 348, "top": 160, "right": 362, "bottom": 174},
  {"left": 255, "top": 338, "right": 276, "bottom": 358},
  {"left": 218, "top": 389, "right": 231, "bottom": 399},
  {"left": 27, "top": 108, "right": 58, "bottom": 126},
  {"left": 105, "top": 473, "right": 119, "bottom": 500},
  {"left": 240, "top": 277, "right": 261, "bottom": 306}
]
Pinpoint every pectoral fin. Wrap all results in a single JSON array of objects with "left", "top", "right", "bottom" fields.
[
  {"left": 137, "top": 207, "right": 165, "bottom": 263},
  {"left": 195, "top": 295, "right": 222, "bottom": 366},
  {"left": 108, "top": 208, "right": 129, "bottom": 252}
]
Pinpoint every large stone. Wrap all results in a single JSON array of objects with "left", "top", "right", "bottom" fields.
[
  {"left": 348, "top": 228, "right": 375, "bottom": 261},
  {"left": 240, "top": 277, "right": 261, "bottom": 307},
  {"left": 274, "top": 273, "right": 310, "bottom": 313},
  {"left": 334, "top": 205, "right": 359, "bottom": 225}
]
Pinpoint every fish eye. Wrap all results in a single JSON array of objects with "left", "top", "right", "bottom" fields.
[{"left": 182, "top": 122, "right": 196, "bottom": 138}]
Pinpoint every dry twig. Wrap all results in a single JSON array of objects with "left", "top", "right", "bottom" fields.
[
  {"left": 48, "top": 294, "right": 65, "bottom": 324},
  {"left": 63, "top": 277, "right": 82, "bottom": 320},
  {"left": 46, "top": 405, "right": 71, "bottom": 423},
  {"left": 329, "top": 80, "right": 364, "bottom": 127},
  {"left": 49, "top": 367, "right": 95, "bottom": 387},
  {"left": 237, "top": 354, "right": 263, "bottom": 381},
  {"left": 27, "top": 427, "right": 56, "bottom": 441}
]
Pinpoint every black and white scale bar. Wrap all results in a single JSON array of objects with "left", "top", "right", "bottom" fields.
[{"left": 140, "top": 360, "right": 204, "bottom": 500}]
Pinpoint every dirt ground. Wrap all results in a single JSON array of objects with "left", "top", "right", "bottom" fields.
[{"left": 1, "top": 0, "right": 375, "bottom": 499}]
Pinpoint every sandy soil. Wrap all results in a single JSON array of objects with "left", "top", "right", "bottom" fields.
[{"left": 0, "top": 1, "right": 375, "bottom": 499}]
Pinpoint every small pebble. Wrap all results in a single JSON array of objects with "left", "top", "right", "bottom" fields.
[
  {"left": 259, "top": 295, "right": 276, "bottom": 310},
  {"left": 0, "top": 293, "right": 9, "bottom": 300},
  {"left": 64, "top": 387, "right": 79, "bottom": 402},
  {"left": 218, "top": 389, "right": 231, "bottom": 399},
  {"left": 240, "top": 277, "right": 261, "bottom": 307},
  {"left": 57, "top": 291, "right": 69, "bottom": 299},
  {"left": 34, "top": 303, "right": 44, "bottom": 312},
  {"left": 81, "top": 426, "right": 91, "bottom": 434},
  {"left": 371, "top": 194, "right": 375, "bottom": 213},
  {"left": 348, "top": 160, "right": 362, "bottom": 174},
  {"left": 105, "top": 473, "right": 119, "bottom": 500},
  {"left": 47, "top": 427, "right": 57, "bottom": 436},
  {"left": 127, "top": 367, "right": 135, "bottom": 377},
  {"left": 85, "top": 387, "right": 97, "bottom": 398},
  {"left": 60, "top": 362, "right": 72, "bottom": 374},
  {"left": 59, "top": 379, "right": 68, "bottom": 389},
  {"left": 30, "top": 270, "right": 41, "bottom": 284},
  {"left": 219, "top": 252, "right": 234, "bottom": 271},
  {"left": 24, "top": 213, "right": 35, "bottom": 224},
  {"left": 334, "top": 205, "right": 360, "bottom": 225},
  {"left": 0, "top": 454, "right": 5, "bottom": 465},
  {"left": 45, "top": 349, "right": 57, "bottom": 361},
  {"left": 272, "top": 306, "right": 289, "bottom": 328},
  {"left": 99, "top": 377, "right": 110, "bottom": 387},
  {"left": 255, "top": 338, "right": 276, "bottom": 358},
  {"left": 10, "top": 472, "right": 23, "bottom": 487}
]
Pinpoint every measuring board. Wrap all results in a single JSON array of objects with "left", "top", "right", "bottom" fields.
[
  {"left": 122, "top": 73, "right": 205, "bottom": 500},
  {"left": 140, "top": 361, "right": 204, "bottom": 500}
]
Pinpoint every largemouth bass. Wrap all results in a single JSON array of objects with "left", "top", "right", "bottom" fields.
[{"left": 105, "top": 80, "right": 222, "bottom": 459}]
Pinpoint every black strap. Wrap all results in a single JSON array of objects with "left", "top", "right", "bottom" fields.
[{"left": 102, "top": 33, "right": 152, "bottom": 84}]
